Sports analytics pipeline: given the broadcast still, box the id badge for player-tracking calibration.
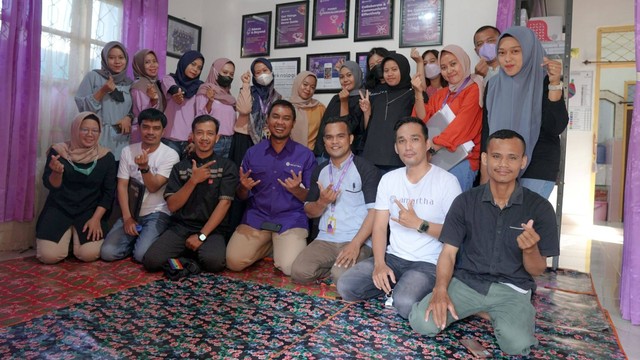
[327,216,337,234]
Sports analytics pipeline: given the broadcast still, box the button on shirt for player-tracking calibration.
[241,138,317,233]
[440,183,559,295]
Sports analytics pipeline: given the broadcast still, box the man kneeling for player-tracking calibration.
[409,130,559,356]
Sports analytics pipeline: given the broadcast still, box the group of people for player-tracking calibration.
[35,24,568,356]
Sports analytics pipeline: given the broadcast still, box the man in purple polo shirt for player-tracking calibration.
[226,99,317,276]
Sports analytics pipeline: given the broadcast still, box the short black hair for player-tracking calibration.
[138,108,167,128]
[394,116,429,140]
[268,99,296,121]
[473,25,501,45]
[191,114,220,134]
[323,116,351,135]
[487,129,526,154]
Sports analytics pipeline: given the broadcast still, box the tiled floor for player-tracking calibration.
[2,224,639,357]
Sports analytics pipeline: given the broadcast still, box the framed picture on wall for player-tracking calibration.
[241,12,272,58]
[270,57,301,97]
[355,0,394,42]
[312,0,349,40]
[167,16,202,58]
[275,1,309,49]
[399,0,443,47]
[306,52,350,93]
[355,51,369,80]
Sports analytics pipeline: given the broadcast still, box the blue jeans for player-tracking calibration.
[448,159,476,192]
[161,138,189,159]
[214,135,233,159]
[101,212,171,263]
[519,178,555,199]
[337,253,436,319]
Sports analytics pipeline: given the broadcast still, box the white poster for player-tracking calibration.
[568,71,594,131]
[271,58,300,98]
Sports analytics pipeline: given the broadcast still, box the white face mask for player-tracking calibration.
[255,73,273,86]
[424,63,441,79]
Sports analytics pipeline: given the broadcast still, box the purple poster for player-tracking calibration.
[306,52,349,92]
[241,12,271,58]
[276,2,308,48]
[400,0,443,47]
[356,0,393,41]
[312,0,349,39]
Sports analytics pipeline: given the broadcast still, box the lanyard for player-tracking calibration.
[328,153,354,213]
[257,96,269,115]
[441,76,471,109]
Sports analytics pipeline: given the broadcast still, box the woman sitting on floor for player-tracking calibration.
[36,112,117,264]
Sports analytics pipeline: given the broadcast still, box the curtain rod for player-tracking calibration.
[582,59,634,65]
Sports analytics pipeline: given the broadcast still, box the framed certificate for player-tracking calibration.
[399,0,443,47]
[306,52,350,93]
[275,1,309,49]
[270,57,301,97]
[167,16,202,58]
[312,0,349,40]
[355,0,394,42]
[241,12,272,58]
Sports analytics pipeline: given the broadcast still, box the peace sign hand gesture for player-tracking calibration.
[358,89,371,114]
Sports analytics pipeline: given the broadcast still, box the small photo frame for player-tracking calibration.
[270,57,301,97]
[241,12,272,58]
[355,51,369,80]
[312,0,349,40]
[275,1,309,49]
[399,0,443,48]
[167,16,202,59]
[306,52,350,93]
[355,0,394,42]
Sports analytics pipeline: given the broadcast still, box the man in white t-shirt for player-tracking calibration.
[101,108,180,262]
[337,117,461,318]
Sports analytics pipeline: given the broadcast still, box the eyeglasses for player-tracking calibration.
[80,128,100,135]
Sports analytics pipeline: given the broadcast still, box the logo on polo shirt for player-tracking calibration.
[286,161,302,168]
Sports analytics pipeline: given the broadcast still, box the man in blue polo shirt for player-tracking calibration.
[409,129,559,356]
[291,117,381,284]
[226,99,317,276]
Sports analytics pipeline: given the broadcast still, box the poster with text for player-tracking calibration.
[271,58,301,97]
[241,12,271,58]
[275,2,308,48]
[355,0,393,41]
[307,52,350,93]
[312,0,349,40]
[399,0,443,47]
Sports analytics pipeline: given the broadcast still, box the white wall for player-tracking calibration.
[168,0,498,104]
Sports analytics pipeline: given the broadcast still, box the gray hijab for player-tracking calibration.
[486,26,545,172]
[340,61,363,96]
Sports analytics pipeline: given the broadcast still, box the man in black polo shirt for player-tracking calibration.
[143,115,238,273]
[409,129,559,356]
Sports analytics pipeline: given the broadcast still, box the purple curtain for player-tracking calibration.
[496,0,515,32]
[0,0,41,222]
[122,0,169,78]
[620,2,640,326]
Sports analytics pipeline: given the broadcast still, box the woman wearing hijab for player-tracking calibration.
[161,50,207,156]
[197,58,237,158]
[231,57,282,166]
[289,71,326,150]
[314,61,365,162]
[422,50,448,99]
[413,45,483,191]
[482,26,568,198]
[36,112,117,264]
[364,47,390,92]
[75,41,133,160]
[130,49,164,143]
[360,53,415,171]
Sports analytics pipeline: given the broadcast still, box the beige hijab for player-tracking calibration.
[440,44,484,107]
[289,71,320,147]
[52,112,111,164]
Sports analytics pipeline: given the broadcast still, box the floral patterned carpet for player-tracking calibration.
[0,257,627,359]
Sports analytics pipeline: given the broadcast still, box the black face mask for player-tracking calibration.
[217,75,233,87]
[373,64,384,80]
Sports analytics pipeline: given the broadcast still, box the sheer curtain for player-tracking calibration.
[496,0,515,32]
[620,2,640,326]
[37,0,123,212]
[0,0,42,222]
[122,0,169,78]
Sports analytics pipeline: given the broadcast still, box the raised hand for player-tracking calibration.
[172,88,185,105]
[516,219,541,253]
[189,160,215,185]
[474,58,489,77]
[358,89,370,114]
[410,47,423,64]
[206,87,216,101]
[134,148,149,170]
[239,167,261,191]
[102,75,116,93]
[390,199,422,230]
[317,181,339,207]
[241,71,251,85]
[49,154,65,174]
[411,73,424,93]
[278,170,303,193]
[542,57,562,85]
[146,83,159,101]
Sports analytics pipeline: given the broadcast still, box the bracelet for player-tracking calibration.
[548,82,563,91]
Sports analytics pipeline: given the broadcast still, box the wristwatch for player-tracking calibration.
[198,233,207,242]
[417,220,430,233]
[548,82,563,91]
[139,167,150,174]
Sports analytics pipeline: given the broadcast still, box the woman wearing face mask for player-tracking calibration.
[130,49,165,143]
[482,26,568,198]
[413,45,483,191]
[161,50,207,156]
[360,53,415,172]
[289,71,326,150]
[314,61,365,162]
[364,47,390,92]
[75,41,133,160]
[197,58,237,158]
[36,112,117,264]
[422,50,448,98]
[230,57,282,166]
